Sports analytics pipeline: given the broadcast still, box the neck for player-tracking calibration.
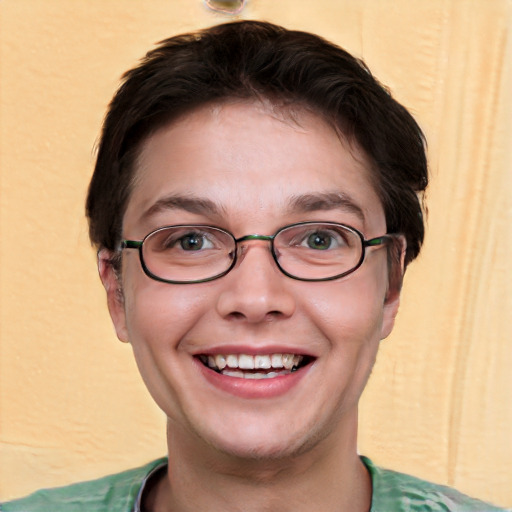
[148,412,372,512]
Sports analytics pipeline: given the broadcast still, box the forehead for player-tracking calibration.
[124,101,385,235]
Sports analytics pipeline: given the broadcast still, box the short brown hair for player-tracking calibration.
[86,20,427,267]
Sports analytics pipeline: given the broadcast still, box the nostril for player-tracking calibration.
[228,311,245,320]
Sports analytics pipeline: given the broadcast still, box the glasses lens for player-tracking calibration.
[142,226,235,283]
[274,223,363,280]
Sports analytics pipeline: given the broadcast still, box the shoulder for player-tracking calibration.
[0,458,167,512]
[362,456,511,512]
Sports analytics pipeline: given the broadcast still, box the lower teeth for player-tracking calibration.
[220,367,298,379]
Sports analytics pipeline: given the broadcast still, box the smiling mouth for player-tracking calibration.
[197,353,312,379]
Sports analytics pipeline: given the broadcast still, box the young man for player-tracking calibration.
[3,20,509,512]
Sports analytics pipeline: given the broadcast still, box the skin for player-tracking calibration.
[99,101,404,512]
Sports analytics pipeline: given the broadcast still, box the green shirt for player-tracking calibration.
[2,457,510,511]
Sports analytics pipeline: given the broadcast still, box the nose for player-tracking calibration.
[215,241,296,323]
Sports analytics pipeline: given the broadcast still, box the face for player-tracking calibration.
[100,101,402,460]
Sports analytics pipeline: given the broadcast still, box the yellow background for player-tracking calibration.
[1,0,511,506]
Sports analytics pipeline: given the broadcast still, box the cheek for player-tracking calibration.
[119,272,216,416]
[121,260,212,347]
[306,270,388,343]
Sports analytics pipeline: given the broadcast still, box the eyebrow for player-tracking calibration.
[141,194,225,221]
[287,192,366,223]
[140,191,366,224]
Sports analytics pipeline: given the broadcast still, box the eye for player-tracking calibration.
[302,229,347,250]
[153,229,217,252]
[306,232,333,250]
[177,232,214,251]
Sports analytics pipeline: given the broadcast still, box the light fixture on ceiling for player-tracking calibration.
[204,0,247,15]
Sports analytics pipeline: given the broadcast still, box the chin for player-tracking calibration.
[216,439,305,462]
[201,417,330,462]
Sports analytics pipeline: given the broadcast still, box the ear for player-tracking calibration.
[380,236,406,340]
[98,250,129,343]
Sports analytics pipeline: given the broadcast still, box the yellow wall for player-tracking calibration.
[1,0,511,506]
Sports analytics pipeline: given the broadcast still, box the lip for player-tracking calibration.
[194,355,312,399]
[191,344,317,358]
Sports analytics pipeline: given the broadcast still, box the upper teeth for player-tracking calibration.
[204,353,302,371]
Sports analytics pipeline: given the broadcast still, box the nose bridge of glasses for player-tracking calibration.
[233,234,276,262]
[235,234,275,244]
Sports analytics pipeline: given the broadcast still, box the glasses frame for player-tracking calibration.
[121,222,396,284]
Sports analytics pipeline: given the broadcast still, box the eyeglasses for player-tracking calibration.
[121,222,396,284]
